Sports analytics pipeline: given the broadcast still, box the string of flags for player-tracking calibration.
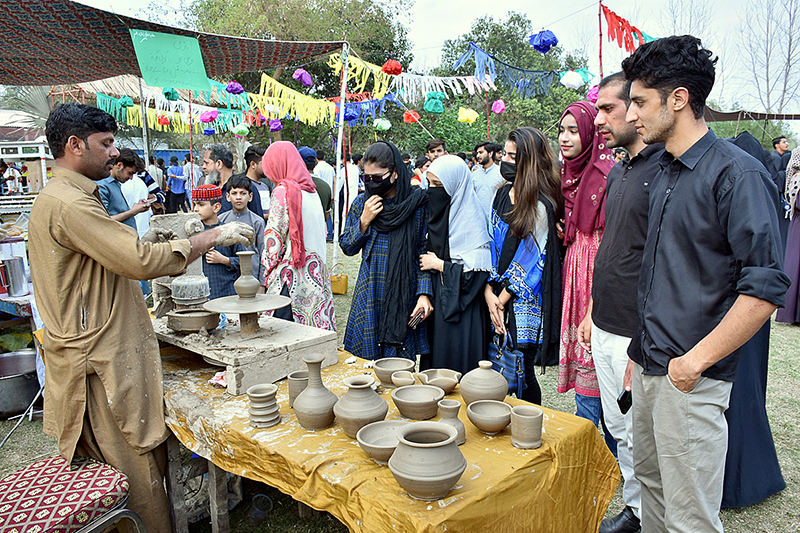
[601,5,656,54]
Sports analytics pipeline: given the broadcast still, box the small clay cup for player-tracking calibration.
[287,370,309,408]
[511,405,543,449]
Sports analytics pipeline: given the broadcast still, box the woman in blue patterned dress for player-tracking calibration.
[340,141,433,360]
[485,127,563,404]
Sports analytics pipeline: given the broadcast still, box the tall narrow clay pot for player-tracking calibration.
[234,250,260,298]
[334,375,389,438]
[293,354,338,430]
[437,399,466,445]
[459,360,508,406]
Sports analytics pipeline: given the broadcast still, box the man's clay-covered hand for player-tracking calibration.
[184,219,204,237]
[216,221,255,247]
[141,228,177,243]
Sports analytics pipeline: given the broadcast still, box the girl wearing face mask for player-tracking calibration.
[340,141,433,361]
[557,101,614,424]
[418,155,492,374]
[485,127,563,404]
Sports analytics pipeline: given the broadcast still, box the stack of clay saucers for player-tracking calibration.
[247,383,281,428]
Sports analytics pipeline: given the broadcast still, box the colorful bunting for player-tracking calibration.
[334,93,403,126]
[454,42,558,98]
[328,54,393,100]
[529,30,558,54]
[601,5,651,53]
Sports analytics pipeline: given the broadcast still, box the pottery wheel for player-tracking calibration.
[203,294,291,314]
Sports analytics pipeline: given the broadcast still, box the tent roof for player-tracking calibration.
[705,107,800,122]
[2,0,344,86]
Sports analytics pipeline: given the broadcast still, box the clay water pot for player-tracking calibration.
[459,361,508,406]
[391,371,416,387]
[388,421,467,500]
[416,369,462,395]
[234,250,260,298]
[356,420,410,464]
[247,383,280,428]
[334,375,389,438]
[467,400,511,435]
[373,358,415,387]
[511,405,543,449]
[391,385,445,420]
[287,370,309,408]
[437,399,466,445]
[293,354,338,430]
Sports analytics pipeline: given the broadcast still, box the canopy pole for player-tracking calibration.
[189,91,195,190]
[598,0,604,79]
[138,78,150,168]
[331,41,350,267]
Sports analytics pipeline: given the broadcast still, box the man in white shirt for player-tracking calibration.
[183,153,202,208]
[314,149,335,191]
[0,160,21,195]
[147,155,163,188]
[337,153,361,226]
[471,141,505,223]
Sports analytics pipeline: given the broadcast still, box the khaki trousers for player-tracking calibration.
[74,373,173,533]
[632,364,732,533]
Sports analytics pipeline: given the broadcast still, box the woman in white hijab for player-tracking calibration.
[419,154,492,374]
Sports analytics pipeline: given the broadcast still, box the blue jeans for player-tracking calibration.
[576,393,617,456]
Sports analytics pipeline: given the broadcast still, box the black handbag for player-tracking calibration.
[489,332,525,395]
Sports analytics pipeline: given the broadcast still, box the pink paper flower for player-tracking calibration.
[587,85,599,103]
[491,99,506,114]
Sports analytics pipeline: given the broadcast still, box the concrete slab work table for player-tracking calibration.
[161,345,620,533]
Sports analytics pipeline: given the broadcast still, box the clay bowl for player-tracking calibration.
[416,369,462,395]
[467,400,512,435]
[166,309,220,334]
[356,420,410,464]
[373,358,415,387]
[391,385,446,420]
[391,371,417,387]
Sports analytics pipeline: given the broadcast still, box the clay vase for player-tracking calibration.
[293,354,338,430]
[234,251,260,298]
[247,383,280,428]
[459,360,508,406]
[437,399,466,446]
[388,421,467,501]
[333,375,389,438]
[287,370,309,408]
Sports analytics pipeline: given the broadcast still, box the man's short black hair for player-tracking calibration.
[316,149,326,161]
[227,174,252,193]
[401,153,411,162]
[244,145,266,169]
[621,35,717,119]
[598,71,632,107]
[474,141,493,154]
[114,148,139,169]
[414,155,430,169]
[184,153,192,163]
[352,153,363,165]
[157,158,165,166]
[426,138,446,152]
[304,159,316,172]
[456,152,467,160]
[489,143,503,156]
[149,155,156,165]
[170,156,179,164]
[773,136,787,148]
[45,103,118,159]
[207,144,234,169]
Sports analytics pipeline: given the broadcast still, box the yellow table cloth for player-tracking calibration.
[162,346,619,533]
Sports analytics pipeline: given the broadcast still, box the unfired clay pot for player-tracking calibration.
[334,375,389,438]
[287,370,309,408]
[247,383,280,428]
[234,251,260,298]
[391,385,445,420]
[416,369,462,395]
[467,400,512,435]
[388,421,467,500]
[293,354,338,430]
[373,358,415,387]
[391,371,416,387]
[356,420,410,464]
[437,399,466,445]
[459,361,508,406]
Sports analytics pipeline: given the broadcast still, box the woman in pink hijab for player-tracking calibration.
[557,101,614,425]
[262,141,335,331]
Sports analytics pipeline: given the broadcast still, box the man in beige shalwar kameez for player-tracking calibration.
[29,103,254,532]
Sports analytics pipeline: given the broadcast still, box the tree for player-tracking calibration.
[741,0,800,113]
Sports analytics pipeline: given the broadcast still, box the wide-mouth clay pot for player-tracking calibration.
[373,358,416,387]
[391,385,445,420]
[388,421,467,501]
[166,309,220,334]
[356,420,410,464]
[416,369,462,395]
[467,400,512,435]
[391,371,417,387]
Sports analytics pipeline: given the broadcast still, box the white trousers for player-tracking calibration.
[592,322,640,516]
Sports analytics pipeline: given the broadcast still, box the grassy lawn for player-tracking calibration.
[2,243,798,532]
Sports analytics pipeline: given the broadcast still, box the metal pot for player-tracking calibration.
[0,256,28,297]
[0,349,39,418]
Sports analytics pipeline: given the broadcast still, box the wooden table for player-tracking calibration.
[161,345,619,533]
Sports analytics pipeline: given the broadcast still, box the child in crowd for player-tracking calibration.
[218,175,266,286]
[192,184,239,300]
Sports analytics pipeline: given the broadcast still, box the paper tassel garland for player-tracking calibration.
[457,107,479,124]
[491,100,506,114]
[403,110,421,123]
[382,59,402,75]
[423,92,445,114]
[454,42,558,98]
[529,30,558,54]
[292,68,313,87]
[226,81,245,94]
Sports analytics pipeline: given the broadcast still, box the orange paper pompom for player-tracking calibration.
[382,59,402,75]
[403,110,421,123]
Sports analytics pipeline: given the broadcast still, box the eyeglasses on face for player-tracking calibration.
[363,167,394,183]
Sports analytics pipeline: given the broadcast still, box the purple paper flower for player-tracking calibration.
[226,81,245,94]
[292,68,313,87]
[269,119,283,132]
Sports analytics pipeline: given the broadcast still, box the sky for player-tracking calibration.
[74,0,758,112]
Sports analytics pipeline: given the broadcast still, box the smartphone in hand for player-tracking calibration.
[408,309,425,329]
[617,388,632,415]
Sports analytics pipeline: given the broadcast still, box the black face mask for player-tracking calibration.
[500,161,517,183]
[366,176,396,197]
[426,187,451,260]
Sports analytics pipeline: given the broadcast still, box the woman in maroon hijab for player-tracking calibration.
[557,101,614,424]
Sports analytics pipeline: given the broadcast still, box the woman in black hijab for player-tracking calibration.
[340,141,432,360]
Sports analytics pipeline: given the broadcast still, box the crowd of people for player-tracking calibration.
[28,34,796,533]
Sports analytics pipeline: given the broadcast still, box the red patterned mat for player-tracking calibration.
[0,455,128,533]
